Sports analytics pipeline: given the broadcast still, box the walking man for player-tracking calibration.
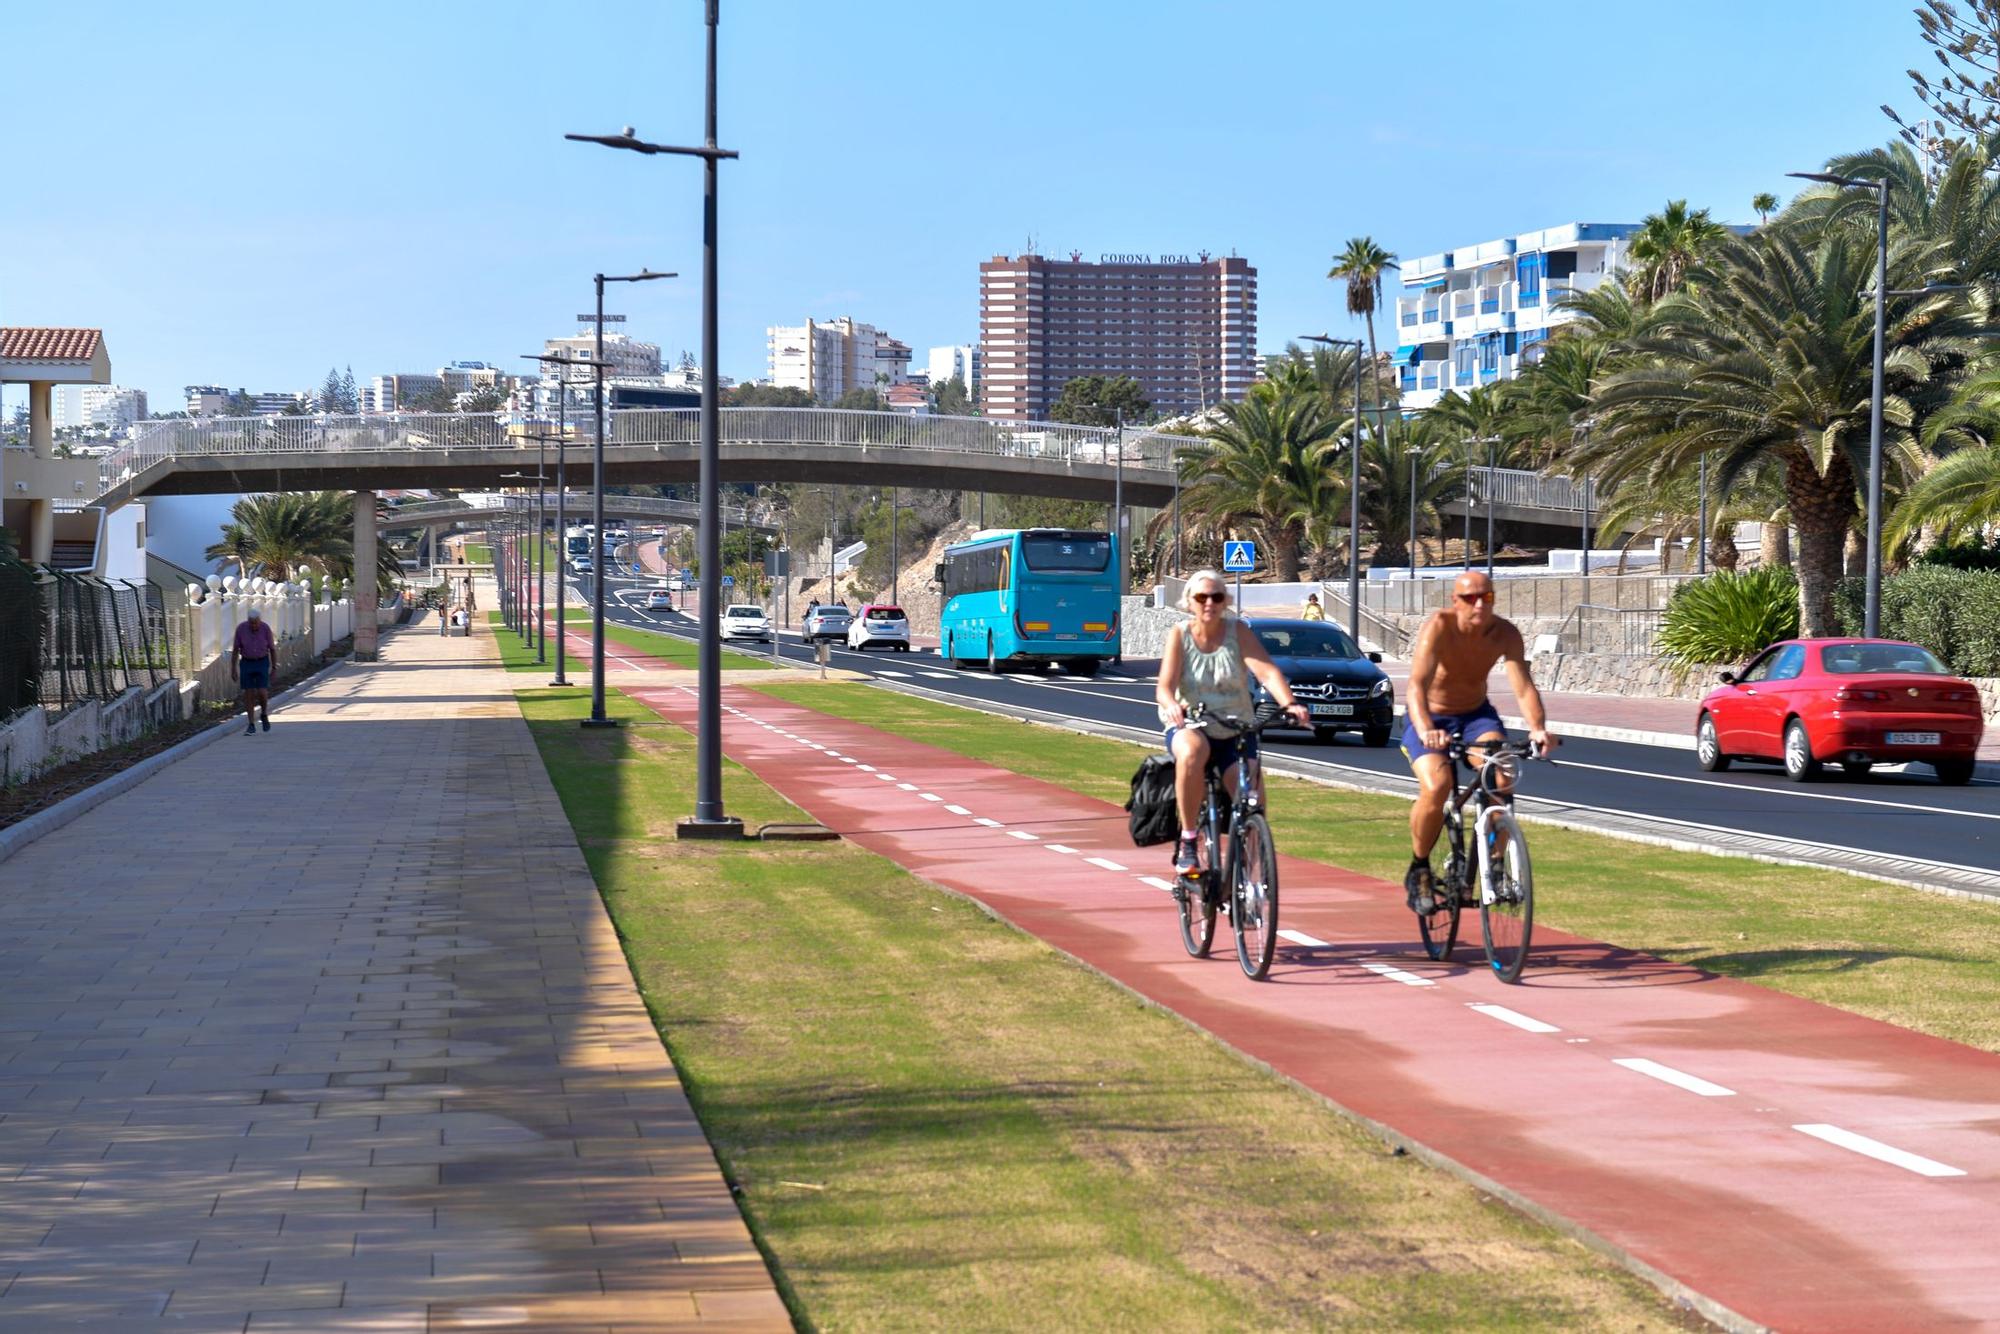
[232,606,277,734]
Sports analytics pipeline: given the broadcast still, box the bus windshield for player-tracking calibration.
[1021,533,1111,572]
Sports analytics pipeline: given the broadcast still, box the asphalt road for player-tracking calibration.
[575,570,2000,885]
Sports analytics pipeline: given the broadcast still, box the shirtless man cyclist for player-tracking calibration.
[1401,571,1558,914]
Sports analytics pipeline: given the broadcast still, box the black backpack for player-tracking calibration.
[1125,753,1179,847]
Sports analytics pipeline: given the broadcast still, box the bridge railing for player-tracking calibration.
[1456,465,1598,513]
[382,493,757,528]
[99,408,1204,497]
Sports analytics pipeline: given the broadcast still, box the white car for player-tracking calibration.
[666,573,687,592]
[645,589,673,610]
[847,604,911,651]
[721,604,772,642]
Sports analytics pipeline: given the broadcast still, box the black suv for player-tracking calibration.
[1245,618,1395,746]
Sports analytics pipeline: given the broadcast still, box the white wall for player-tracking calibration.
[143,493,245,574]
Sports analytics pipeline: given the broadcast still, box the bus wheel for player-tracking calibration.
[1065,658,1101,678]
[987,635,1000,673]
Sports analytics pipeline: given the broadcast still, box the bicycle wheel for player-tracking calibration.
[1418,813,1463,962]
[1479,807,1534,983]
[1231,811,1279,980]
[1177,811,1219,958]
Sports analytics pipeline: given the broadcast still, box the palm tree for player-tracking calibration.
[1889,364,2000,548]
[1328,237,1400,386]
[206,522,254,580]
[1356,419,1464,569]
[1175,375,1344,581]
[1752,192,1779,226]
[1626,199,1728,302]
[202,491,367,584]
[1581,228,1984,633]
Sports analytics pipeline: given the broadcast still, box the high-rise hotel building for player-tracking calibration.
[978,251,1257,421]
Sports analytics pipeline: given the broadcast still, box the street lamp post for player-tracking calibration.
[1486,436,1499,576]
[1301,334,1365,646]
[502,463,551,664]
[524,351,609,687]
[1406,446,1423,578]
[887,488,916,606]
[580,269,676,730]
[569,0,742,834]
[1112,407,1125,607]
[1696,453,1708,576]
[1789,169,1890,634]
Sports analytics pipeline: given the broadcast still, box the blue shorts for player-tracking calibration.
[1164,725,1260,773]
[239,658,271,691]
[1400,700,1504,764]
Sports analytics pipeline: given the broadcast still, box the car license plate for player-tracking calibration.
[1886,731,1941,746]
[1056,633,1078,640]
[1309,703,1353,717]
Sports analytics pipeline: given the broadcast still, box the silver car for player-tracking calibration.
[802,604,852,642]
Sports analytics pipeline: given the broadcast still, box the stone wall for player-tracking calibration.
[1,680,183,785]
[1529,652,1721,701]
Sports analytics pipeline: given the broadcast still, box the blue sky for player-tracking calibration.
[1,1,1922,412]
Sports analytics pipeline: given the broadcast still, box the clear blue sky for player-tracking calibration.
[0,1,1921,413]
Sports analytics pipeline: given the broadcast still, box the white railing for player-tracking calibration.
[97,408,1204,498]
[1462,466,1598,513]
[383,493,766,529]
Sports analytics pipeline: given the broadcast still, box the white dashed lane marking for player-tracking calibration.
[973,817,1004,828]
[1008,830,1039,841]
[1277,929,1330,948]
[1469,1004,1561,1035]
[1613,1058,1735,1098]
[919,793,943,803]
[1792,1124,1965,1178]
[1046,844,1079,855]
[1359,961,1435,988]
[945,804,972,816]
[1138,876,1176,892]
[1085,857,1128,872]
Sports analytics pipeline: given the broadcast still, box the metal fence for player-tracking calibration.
[1553,604,1665,655]
[0,556,176,718]
[1358,573,1696,620]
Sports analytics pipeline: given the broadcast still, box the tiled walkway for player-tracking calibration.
[0,623,786,1331]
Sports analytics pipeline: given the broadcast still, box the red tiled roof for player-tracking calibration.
[0,328,103,361]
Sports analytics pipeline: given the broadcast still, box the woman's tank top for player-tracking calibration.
[1171,619,1255,735]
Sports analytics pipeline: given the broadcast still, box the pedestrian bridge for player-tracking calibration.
[93,408,1197,509]
[93,406,1607,538]
[379,492,777,535]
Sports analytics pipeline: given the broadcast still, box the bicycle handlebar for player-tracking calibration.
[1185,702,1290,736]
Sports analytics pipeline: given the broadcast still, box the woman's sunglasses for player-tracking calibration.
[1192,592,1228,604]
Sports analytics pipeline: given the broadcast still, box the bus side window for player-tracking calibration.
[998,547,1010,592]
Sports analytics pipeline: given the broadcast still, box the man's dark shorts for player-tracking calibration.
[239,658,271,691]
[1164,724,1260,772]
[1400,699,1504,764]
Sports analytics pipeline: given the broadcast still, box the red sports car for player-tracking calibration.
[1696,638,1985,785]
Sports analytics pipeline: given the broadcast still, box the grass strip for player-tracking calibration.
[488,610,774,672]
[754,682,2000,1054]
[517,685,1683,1330]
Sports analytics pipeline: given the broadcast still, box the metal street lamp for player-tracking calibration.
[886,488,917,607]
[1301,334,1365,646]
[576,269,676,729]
[569,0,743,835]
[1405,445,1423,578]
[1789,169,1891,633]
[523,350,611,687]
[1485,436,1499,576]
[501,467,550,664]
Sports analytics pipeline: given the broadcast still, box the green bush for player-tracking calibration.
[1918,538,2000,571]
[1870,566,2000,677]
[1657,566,1800,666]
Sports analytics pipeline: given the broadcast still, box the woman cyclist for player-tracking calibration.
[1156,570,1310,876]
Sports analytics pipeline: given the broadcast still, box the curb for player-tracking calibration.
[1497,712,1694,751]
[0,659,349,866]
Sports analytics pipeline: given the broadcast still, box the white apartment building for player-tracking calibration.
[1394,223,1654,410]
[766,317,913,402]
[83,385,147,430]
[184,385,230,416]
[926,344,980,396]
[541,333,661,380]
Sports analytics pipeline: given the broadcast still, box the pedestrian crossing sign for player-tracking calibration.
[1222,540,1256,573]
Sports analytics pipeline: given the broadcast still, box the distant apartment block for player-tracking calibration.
[978,251,1257,422]
[185,385,230,416]
[766,318,913,402]
[926,344,981,396]
[1391,222,1709,410]
[81,385,147,430]
[541,332,662,380]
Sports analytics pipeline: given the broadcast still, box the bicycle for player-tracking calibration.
[1415,731,1548,984]
[1173,704,1285,980]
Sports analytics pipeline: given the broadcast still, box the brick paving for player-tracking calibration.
[0,621,786,1332]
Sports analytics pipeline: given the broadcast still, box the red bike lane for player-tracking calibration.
[630,683,2000,1331]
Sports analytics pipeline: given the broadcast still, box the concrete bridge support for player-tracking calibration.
[353,489,379,662]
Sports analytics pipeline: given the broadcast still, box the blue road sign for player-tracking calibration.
[721,575,735,587]
[1222,540,1256,573]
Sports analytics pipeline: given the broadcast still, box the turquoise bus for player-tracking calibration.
[936,528,1119,675]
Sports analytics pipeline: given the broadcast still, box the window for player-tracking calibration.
[1022,532,1111,571]
[944,543,1011,598]
[1739,648,1781,683]
[1820,643,1948,674]
[1516,252,1543,307]
[1254,625,1362,659]
[1768,644,1807,681]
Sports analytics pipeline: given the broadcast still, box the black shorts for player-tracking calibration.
[239,658,271,690]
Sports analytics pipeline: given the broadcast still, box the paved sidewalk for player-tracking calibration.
[0,623,785,1331]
